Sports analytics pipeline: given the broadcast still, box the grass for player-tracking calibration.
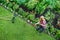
[0,6,55,40]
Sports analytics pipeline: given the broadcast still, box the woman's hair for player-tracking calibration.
[40,16,45,20]
[40,16,45,23]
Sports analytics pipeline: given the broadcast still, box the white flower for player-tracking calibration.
[27,20,30,22]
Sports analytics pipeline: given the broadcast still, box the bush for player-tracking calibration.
[27,13,35,23]
[35,2,48,14]
[0,0,3,3]
[56,1,60,9]
[22,12,28,18]
[8,2,13,8]
[3,2,7,6]
[33,18,39,24]
[1,0,7,4]
[18,8,24,15]
[45,11,51,21]
[25,0,38,10]
[55,30,60,40]
[16,0,28,5]
[45,11,55,21]
[8,7,12,11]
[13,4,19,11]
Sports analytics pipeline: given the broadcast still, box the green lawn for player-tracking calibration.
[0,6,55,40]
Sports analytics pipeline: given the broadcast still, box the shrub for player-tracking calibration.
[3,2,7,6]
[16,0,28,5]
[8,2,13,8]
[35,2,48,14]
[27,13,35,23]
[0,0,3,3]
[21,12,28,18]
[13,4,19,11]
[55,30,60,40]
[56,1,60,9]
[45,11,55,21]
[8,7,12,11]
[33,18,39,24]
[18,8,24,15]
[25,0,38,10]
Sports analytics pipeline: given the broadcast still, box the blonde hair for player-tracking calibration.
[40,16,45,22]
[40,16,44,19]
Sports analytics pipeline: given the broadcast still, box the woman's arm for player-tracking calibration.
[35,22,39,26]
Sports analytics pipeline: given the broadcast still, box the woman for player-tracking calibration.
[35,16,46,32]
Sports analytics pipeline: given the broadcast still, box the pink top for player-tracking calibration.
[40,20,46,29]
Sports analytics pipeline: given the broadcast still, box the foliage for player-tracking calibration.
[3,2,8,6]
[45,0,57,8]
[8,2,13,8]
[35,1,48,14]
[18,8,28,18]
[27,14,34,20]
[13,4,19,11]
[34,18,39,23]
[16,0,29,5]
[56,1,60,9]
[25,0,38,10]
[18,8,24,15]
[45,10,55,21]
[55,30,60,40]
[21,11,28,18]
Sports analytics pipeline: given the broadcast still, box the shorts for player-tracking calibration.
[36,25,44,32]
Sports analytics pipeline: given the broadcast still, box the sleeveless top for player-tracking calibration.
[40,20,46,29]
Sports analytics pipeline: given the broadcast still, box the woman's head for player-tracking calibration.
[39,16,46,23]
[40,16,44,19]
[39,16,46,25]
[40,16,45,20]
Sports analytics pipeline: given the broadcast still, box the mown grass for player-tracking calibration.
[0,6,55,40]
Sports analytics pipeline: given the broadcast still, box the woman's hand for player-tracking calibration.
[34,24,37,26]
